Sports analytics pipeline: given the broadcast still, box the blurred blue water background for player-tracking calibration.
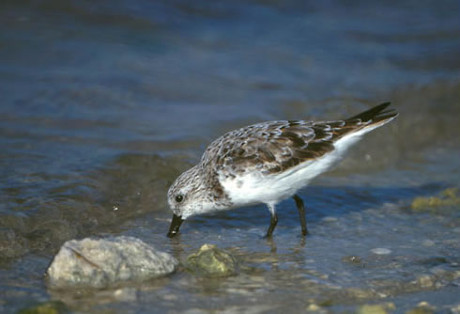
[1,0,460,312]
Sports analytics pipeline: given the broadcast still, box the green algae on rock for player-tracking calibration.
[411,188,460,213]
[18,301,68,314]
[356,302,396,314]
[185,244,238,277]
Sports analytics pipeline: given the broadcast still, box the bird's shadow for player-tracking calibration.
[187,182,445,233]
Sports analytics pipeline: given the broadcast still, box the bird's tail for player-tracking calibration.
[346,102,398,128]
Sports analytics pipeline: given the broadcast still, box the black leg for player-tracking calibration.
[265,212,278,238]
[264,203,278,238]
[293,194,308,236]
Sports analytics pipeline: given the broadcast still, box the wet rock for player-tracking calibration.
[18,300,68,314]
[357,302,395,314]
[451,303,460,314]
[411,188,460,213]
[47,236,178,288]
[370,248,392,255]
[306,303,328,313]
[421,240,435,247]
[406,301,435,314]
[185,244,237,277]
[418,256,448,267]
[416,274,435,288]
[341,255,364,266]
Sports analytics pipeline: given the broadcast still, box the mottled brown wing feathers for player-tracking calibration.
[204,102,397,176]
[206,120,335,175]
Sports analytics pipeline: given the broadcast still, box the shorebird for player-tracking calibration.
[167,102,397,238]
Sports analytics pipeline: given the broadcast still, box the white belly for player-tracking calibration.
[219,129,370,207]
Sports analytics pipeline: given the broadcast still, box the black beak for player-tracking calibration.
[167,214,184,238]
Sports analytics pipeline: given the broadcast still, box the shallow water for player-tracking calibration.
[1,0,460,313]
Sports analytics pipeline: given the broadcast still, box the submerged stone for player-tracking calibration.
[47,236,178,288]
[185,244,237,277]
[357,303,395,314]
[341,255,363,265]
[370,248,392,255]
[406,301,435,314]
[18,301,68,314]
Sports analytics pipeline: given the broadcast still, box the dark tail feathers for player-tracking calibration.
[347,102,398,123]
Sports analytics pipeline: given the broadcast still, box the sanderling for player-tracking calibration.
[167,102,398,238]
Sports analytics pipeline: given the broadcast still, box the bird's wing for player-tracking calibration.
[202,120,334,176]
[202,102,397,176]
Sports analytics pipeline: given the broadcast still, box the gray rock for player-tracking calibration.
[47,236,178,288]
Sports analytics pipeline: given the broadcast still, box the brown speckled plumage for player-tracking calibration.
[166,102,398,237]
[201,102,396,177]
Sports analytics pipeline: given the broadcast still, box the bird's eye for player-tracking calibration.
[175,194,184,203]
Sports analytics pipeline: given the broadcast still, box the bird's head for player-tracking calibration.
[166,166,211,237]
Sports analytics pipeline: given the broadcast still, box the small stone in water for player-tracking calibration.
[370,248,392,255]
[406,301,435,314]
[185,244,237,277]
[357,302,395,314]
[306,303,322,311]
[422,240,435,247]
[18,300,67,314]
[417,274,435,288]
[341,255,363,265]
[322,216,338,222]
[410,187,460,213]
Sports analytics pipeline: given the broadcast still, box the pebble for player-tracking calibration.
[406,301,435,314]
[422,240,435,247]
[370,248,392,255]
[341,255,363,265]
[18,301,67,314]
[322,217,338,223]
[357,302,395,314]
[417,275,435,288]
[185,244,237,277]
